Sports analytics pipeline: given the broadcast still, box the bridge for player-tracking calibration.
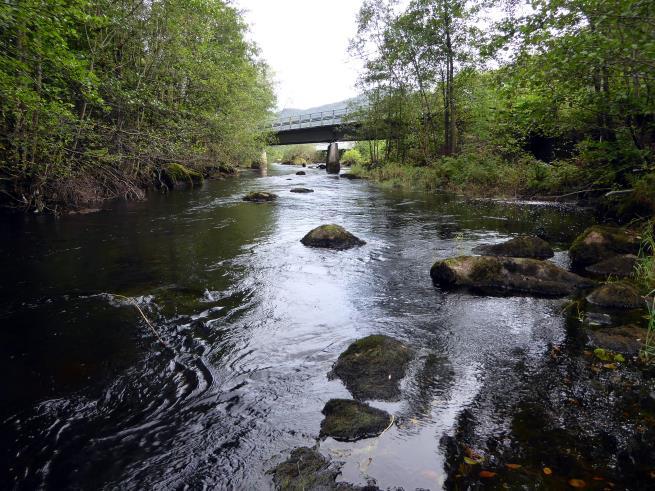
[270,107,361,146]
[266,105,365,174]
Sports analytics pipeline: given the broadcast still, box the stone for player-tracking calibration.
[585,254,638,278]
[320,399,391,441]
[569,225,641,268]
[290,188,314,193]
[242,191,277,202]
[472,235,554,259]
[586,282,644,309]
[301,224,365,250]
[330,335,414,401]
[587,325,648,356]
[430,256,595,297]
[296,171,306,176]
[317,164,327,170]
[270,447,376,490]
[340,173,362,180]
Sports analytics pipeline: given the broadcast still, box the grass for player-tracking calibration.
[636,222,655,361]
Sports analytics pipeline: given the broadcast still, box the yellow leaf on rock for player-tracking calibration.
[543,467,553,475]
[568,478,587,488]
[506,463,522,470]
[479,470,497,478]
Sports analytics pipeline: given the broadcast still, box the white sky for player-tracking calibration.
[234,0,364,111]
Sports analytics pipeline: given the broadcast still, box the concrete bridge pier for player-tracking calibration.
[326,142,340,174]
[251,150,267,173]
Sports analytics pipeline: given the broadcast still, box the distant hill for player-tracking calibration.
[277,95,367,119]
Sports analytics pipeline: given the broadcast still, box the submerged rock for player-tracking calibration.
[270,447,338,490]
[317,164,327,169]
[587,325,648,356]
[320,399,391,441]
[242,191,277,202]
[290,188,314,193]
[301,224,365,250]
[569,225,641,268]
[585,254,638,278]
[330,335,414,401]
[472,235,554,259]
[430,256,595,297]
[296,171,306,176]
[586,282,644,309]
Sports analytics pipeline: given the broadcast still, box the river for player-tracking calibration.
[3,164,647,489]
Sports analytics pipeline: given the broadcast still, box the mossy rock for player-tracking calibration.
[430,256,595,297]
[472,235,554,259]
[569,225,641,268]
[320,399,391,441]
[586,325,648,356]
[270,447,373,490]
[290,188,314,193]
[242,191,277,202]
[585,254,638,279]
[586,281,644,309]
[330,335,414,401]
[162,163,203,188]
[301,224,366,250]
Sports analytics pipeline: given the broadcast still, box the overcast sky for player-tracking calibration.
[235,0,364,111]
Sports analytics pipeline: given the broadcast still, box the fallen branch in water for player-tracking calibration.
[113,294,169,348]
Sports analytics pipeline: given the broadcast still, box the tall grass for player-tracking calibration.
[637,222,655,361]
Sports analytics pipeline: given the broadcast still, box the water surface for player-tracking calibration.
[1,164,598,489]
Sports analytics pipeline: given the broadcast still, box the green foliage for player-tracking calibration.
[0,0,274,211]
[274,144,318,165]
[342,148,364,166]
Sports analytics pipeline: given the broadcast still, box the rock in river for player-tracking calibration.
[585,254,638,278]
[301,224,365,250]
[330,335,414,401]
[569,225,641,268]
[586,281,644,309]
[271,447,368,490]
[472,235,554,259]
[587,325,648,356]
[430,256,595,297]
[242,191,277,202]
[296,171,306,175]
[290,188,314,193]
[320,399,391,441]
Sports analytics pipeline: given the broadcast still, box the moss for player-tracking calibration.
[586,281,644,309]
[473,235,554,259]
[469,256,503,282]
[569,225,641,268]
[163,163,203,188]
[300,224,366,250]
[271,447,337,490]
[330,335,414,401]
[319,399,391,441]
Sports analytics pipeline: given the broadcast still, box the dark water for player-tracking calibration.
[3,164,637,489]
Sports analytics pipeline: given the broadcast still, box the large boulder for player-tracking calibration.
[320,399,391,441]
[430,256,595,297]
[586,282,644,309]
[569,225,641,268]
[330,335,414,401]
[472,235,554,259]
[585,254,638,278]
[242,191,277,202]
[587,325,648,356]
[301,224,365,250]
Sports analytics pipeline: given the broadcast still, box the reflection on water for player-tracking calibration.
[0,164,595,489]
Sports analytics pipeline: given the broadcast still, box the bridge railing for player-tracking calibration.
[271,107,361,132]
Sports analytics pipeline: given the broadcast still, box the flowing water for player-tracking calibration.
[2,164,648,489]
